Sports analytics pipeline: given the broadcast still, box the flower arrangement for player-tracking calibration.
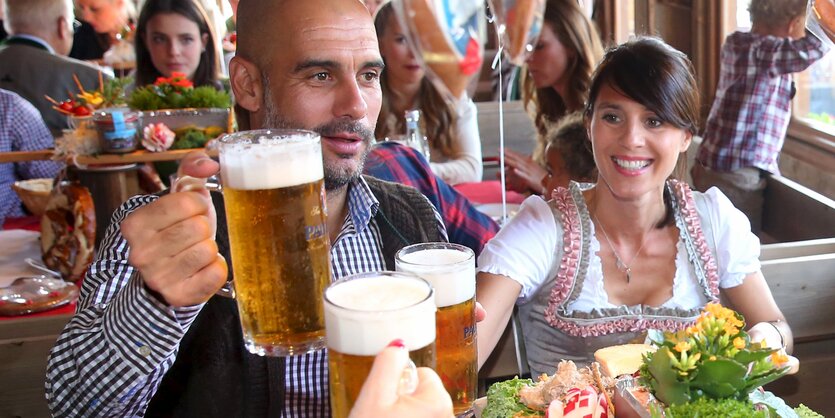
[127,72,231,111]
[45,73,130,117]
[639,303,790,409]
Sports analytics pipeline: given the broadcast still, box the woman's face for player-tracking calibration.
[525,23,573,91]
[76,0,126,34]
[144,12,207,80]
[378,13,424,89]
[589,83,691,202]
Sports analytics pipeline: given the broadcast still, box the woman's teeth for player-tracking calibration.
[613,158,650,170]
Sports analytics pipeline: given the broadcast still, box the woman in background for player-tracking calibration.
[504,0,603,195]
[71,0,135,61]
[134,0,221,88]
[374,2,482,185]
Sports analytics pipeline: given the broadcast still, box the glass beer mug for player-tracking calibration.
[325,271,437,418]
[175,129,332,356]
[395,242,477,417]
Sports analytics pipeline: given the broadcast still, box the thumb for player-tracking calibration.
[357,341,412,406]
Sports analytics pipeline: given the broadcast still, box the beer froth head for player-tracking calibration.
[324,273,437,356]
[230,0,384,192]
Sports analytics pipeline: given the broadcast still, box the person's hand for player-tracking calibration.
[501,149,547,195]
[121,151,228,307]
[748,322,800,374]
[475,301,486,323]
[349,340,454,418]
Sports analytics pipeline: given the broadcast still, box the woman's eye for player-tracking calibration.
[646,117,663,128]
[395,35,407,44]
[602,113,620,123]
[181,36,194,44]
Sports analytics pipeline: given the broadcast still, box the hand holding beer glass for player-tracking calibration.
[325,272,437,418]
[175,129,332,356]
[396,243,477,417]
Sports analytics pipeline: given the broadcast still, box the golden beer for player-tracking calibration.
[396,244,477,417]
[328,343,435,418]
[325,272,437,418]
[219,130,331,356]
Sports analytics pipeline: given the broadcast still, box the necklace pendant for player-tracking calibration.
[625,267,631,283]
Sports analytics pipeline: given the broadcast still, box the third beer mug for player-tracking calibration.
[217,129,331,356]
[325,272,436,418]
[396,243,477,417]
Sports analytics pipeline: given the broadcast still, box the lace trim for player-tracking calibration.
[544,180,720,337]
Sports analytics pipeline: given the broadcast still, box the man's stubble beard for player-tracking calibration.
[261,80,374,191]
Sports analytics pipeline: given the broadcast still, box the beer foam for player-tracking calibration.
[220,136,324,190]
[325,276,436,356]
[397,248,475,307]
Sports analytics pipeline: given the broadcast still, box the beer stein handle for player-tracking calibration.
[170,174,233,298]
[397,359,419,396]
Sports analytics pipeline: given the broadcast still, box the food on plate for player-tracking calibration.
[482,361,614,418]
[594,344,656,378]
[40,181,96,282]
[813,0,835,35]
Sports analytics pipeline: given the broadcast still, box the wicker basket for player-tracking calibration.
[12,178,53,217]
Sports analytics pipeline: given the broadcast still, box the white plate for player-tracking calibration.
[475,203,521,224]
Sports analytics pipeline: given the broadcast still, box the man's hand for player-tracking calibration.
[121,152,228,307]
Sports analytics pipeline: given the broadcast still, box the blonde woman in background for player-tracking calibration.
[504,0,603,195]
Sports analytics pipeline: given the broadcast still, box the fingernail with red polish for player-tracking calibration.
[387,338,405,349]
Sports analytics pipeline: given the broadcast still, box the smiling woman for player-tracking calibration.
[475,37,794,381]
[134,0,221,88]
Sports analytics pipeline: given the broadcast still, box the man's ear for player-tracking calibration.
[57,17,70,42]
[229,56,263,113]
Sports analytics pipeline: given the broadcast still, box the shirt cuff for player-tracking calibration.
[102,273,205,375]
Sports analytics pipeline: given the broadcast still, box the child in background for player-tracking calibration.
[693,0,830,234]
[541,111,597,194]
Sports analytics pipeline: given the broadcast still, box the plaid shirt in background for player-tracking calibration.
[697,30,828,175]
[0,89,63,227]
[365,141,499,256]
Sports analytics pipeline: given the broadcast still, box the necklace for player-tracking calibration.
[593,213,649,283]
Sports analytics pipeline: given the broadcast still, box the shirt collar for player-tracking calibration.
[346,176,379,233]
[7,34,55,54]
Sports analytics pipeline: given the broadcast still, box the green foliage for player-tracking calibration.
[795,404,824,418]
[128,85,230,111]
[662,397,767,418]
[171,128,209,150]
[482,377,542,418]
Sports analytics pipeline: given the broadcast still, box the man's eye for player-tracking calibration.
[361,72,380,82]
[314,72,330,81]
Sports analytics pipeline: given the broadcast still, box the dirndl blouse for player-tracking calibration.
[477,180,760,377]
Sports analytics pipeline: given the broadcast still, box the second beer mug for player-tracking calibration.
[325,272,437,418]
[215,129,332,356]
[396,242,477,417]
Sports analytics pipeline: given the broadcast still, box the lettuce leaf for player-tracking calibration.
[482,377,542,418]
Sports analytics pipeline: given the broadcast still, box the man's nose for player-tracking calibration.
[334,79,368,120]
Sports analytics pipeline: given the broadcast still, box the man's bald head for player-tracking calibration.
[236,0,372,69]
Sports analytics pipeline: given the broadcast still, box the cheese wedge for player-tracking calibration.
[594,344,656,378]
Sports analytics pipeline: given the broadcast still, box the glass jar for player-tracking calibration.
[93,108,140,153]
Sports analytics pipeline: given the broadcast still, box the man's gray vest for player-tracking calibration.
[145,176,444,416]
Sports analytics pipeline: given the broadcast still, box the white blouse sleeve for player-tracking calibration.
[429,97,483,184]
[477,196,560,302]
[697,187,761,289]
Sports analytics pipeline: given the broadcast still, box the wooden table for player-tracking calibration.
[0,148,216,164]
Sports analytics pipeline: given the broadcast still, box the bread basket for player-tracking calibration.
[12,178,53,217]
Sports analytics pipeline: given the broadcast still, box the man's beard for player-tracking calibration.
[261,88,374,191]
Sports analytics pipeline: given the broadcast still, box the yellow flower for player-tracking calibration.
[78,91,104,107]
[674,341,691,352]
[724,323,740,336]
[709,355,717,361]
[771,351,789,366]
[733,337,746,349]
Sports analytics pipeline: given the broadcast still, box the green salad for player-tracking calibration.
[481,377,542,418]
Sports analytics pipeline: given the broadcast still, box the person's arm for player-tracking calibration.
[476,272,522,368]
[760,29,830,77]
[721,271,794,353]
[429,98,483,184]
[9,93,63,180]
[46,152,228,416]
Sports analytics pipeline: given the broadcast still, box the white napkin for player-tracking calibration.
[0,230,44,287]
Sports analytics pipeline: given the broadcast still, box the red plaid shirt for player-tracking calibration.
[697,30,828,174]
